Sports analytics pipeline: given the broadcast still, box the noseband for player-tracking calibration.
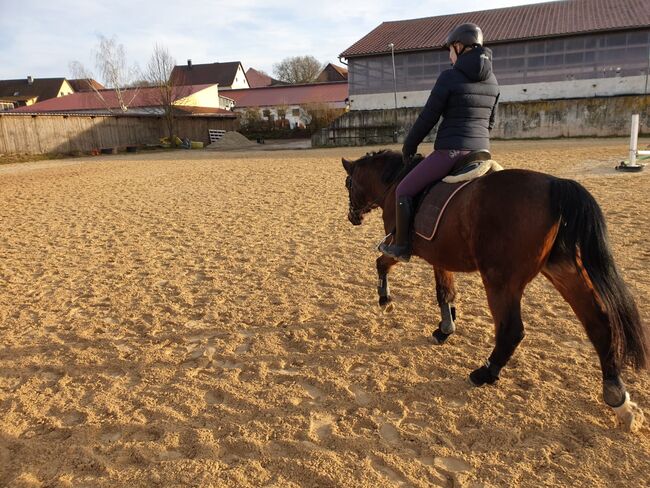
[346,169,395,217]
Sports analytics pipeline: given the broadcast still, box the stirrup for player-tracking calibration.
[378,242,411,262]
[376,233,394,252]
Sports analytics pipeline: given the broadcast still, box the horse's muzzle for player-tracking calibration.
[348,210,363,225]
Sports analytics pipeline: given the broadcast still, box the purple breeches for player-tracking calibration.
[395,150,471,198]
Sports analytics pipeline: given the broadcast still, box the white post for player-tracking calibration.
[630,114,639,166]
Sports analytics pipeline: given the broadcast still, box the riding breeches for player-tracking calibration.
[395,149,471,199]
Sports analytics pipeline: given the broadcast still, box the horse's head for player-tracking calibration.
[342,150,403,225]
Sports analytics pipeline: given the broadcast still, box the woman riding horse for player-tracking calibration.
[380,23,500,262]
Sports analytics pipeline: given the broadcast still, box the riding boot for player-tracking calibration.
[379,196,414,262]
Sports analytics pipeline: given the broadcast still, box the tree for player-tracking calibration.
[273,55,324,84]
[69,35,140,112]
[144,44,183,141]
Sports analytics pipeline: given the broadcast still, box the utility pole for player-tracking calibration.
[389,43,398,143]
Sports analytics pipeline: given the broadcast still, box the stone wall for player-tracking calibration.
[312,95,650,147]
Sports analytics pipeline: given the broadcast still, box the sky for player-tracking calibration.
[0,0,552,82]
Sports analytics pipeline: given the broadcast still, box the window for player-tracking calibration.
[565,52,584,64]
[509,44,525,56]
[263,109,271,118]
[606,33,627,47]
[566,38,585,51]
[628,31,649,45]
[509,57,525,69]
[545,54,564,66]
[292,108,300,116]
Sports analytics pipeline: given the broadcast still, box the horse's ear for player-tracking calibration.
[342,158,353,174]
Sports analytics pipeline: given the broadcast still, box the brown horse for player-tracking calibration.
[342,150,648,431]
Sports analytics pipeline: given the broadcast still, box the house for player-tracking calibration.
[171,60,250,90]
[12,84,235,118]
[0,77,74,111]
[316,63,348,83]
[340,0,650,110]
[226,82,348,128]
[245,68,287,88]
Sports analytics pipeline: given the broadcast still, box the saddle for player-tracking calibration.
[413,150,503,241]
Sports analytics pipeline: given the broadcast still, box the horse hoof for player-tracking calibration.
[379,296,394,313]
[431,328,451,345]
[468,366,498,387]
[613,396,644,433]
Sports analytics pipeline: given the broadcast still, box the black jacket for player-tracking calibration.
[403,47,500,154]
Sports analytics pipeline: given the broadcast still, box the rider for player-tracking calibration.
[380,23,500,261]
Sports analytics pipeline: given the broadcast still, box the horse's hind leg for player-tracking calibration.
[469,283,526,386]
[432,269,457,345]
[542,262,644,432]
[376,254,397,312]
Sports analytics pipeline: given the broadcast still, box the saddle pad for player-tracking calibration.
[414,180,472,241]
[443,160,503,183]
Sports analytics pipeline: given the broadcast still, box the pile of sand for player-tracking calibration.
[206,131,257,149]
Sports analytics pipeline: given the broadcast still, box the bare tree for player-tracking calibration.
[69,60,112,109]
[69,35,140,112]
[145,44,183,141]
[273,56,324,84]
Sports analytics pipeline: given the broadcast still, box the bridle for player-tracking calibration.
[346,168,396,217]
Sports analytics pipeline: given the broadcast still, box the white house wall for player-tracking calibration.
[229,66,250,90]
[349,75,649,111]
[235,105,309,127]
[235,101,346,127]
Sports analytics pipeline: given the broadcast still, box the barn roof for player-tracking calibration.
[11,85,233,116]
[225,82,348,108]
[340,0,650,58]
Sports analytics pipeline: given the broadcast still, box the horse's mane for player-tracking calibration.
[355,149,423,184]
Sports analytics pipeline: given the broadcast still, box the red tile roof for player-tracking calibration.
[245,68,287,88]
[11,85,222,113]
[225,82,348,108]
[340,0,650,58]
[67,78,105,92]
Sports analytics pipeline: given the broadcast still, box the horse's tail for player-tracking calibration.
[549,177,648,370]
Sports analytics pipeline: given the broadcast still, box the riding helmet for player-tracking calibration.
[444,23,484,48]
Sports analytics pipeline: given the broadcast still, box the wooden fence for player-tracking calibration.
[0,113,238,155]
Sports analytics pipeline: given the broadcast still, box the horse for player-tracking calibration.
[341,150,648,431]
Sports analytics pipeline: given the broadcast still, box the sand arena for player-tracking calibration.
[0,139,649,487]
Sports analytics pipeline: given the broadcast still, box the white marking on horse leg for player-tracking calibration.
[611,392,645,433]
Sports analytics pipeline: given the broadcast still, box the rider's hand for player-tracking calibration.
[402,151,414,166]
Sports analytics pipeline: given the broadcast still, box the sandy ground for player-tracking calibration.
[0,139,648,487]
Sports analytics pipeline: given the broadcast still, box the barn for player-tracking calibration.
[315,0,650,145]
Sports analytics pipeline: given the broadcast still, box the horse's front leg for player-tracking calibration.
[376,254,397,312]
[432,269,457,345]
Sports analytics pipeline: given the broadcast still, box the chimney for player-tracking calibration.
[27,76,33,85]
[187,59,192,69]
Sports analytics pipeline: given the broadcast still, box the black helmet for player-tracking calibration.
[444,23,483,48]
